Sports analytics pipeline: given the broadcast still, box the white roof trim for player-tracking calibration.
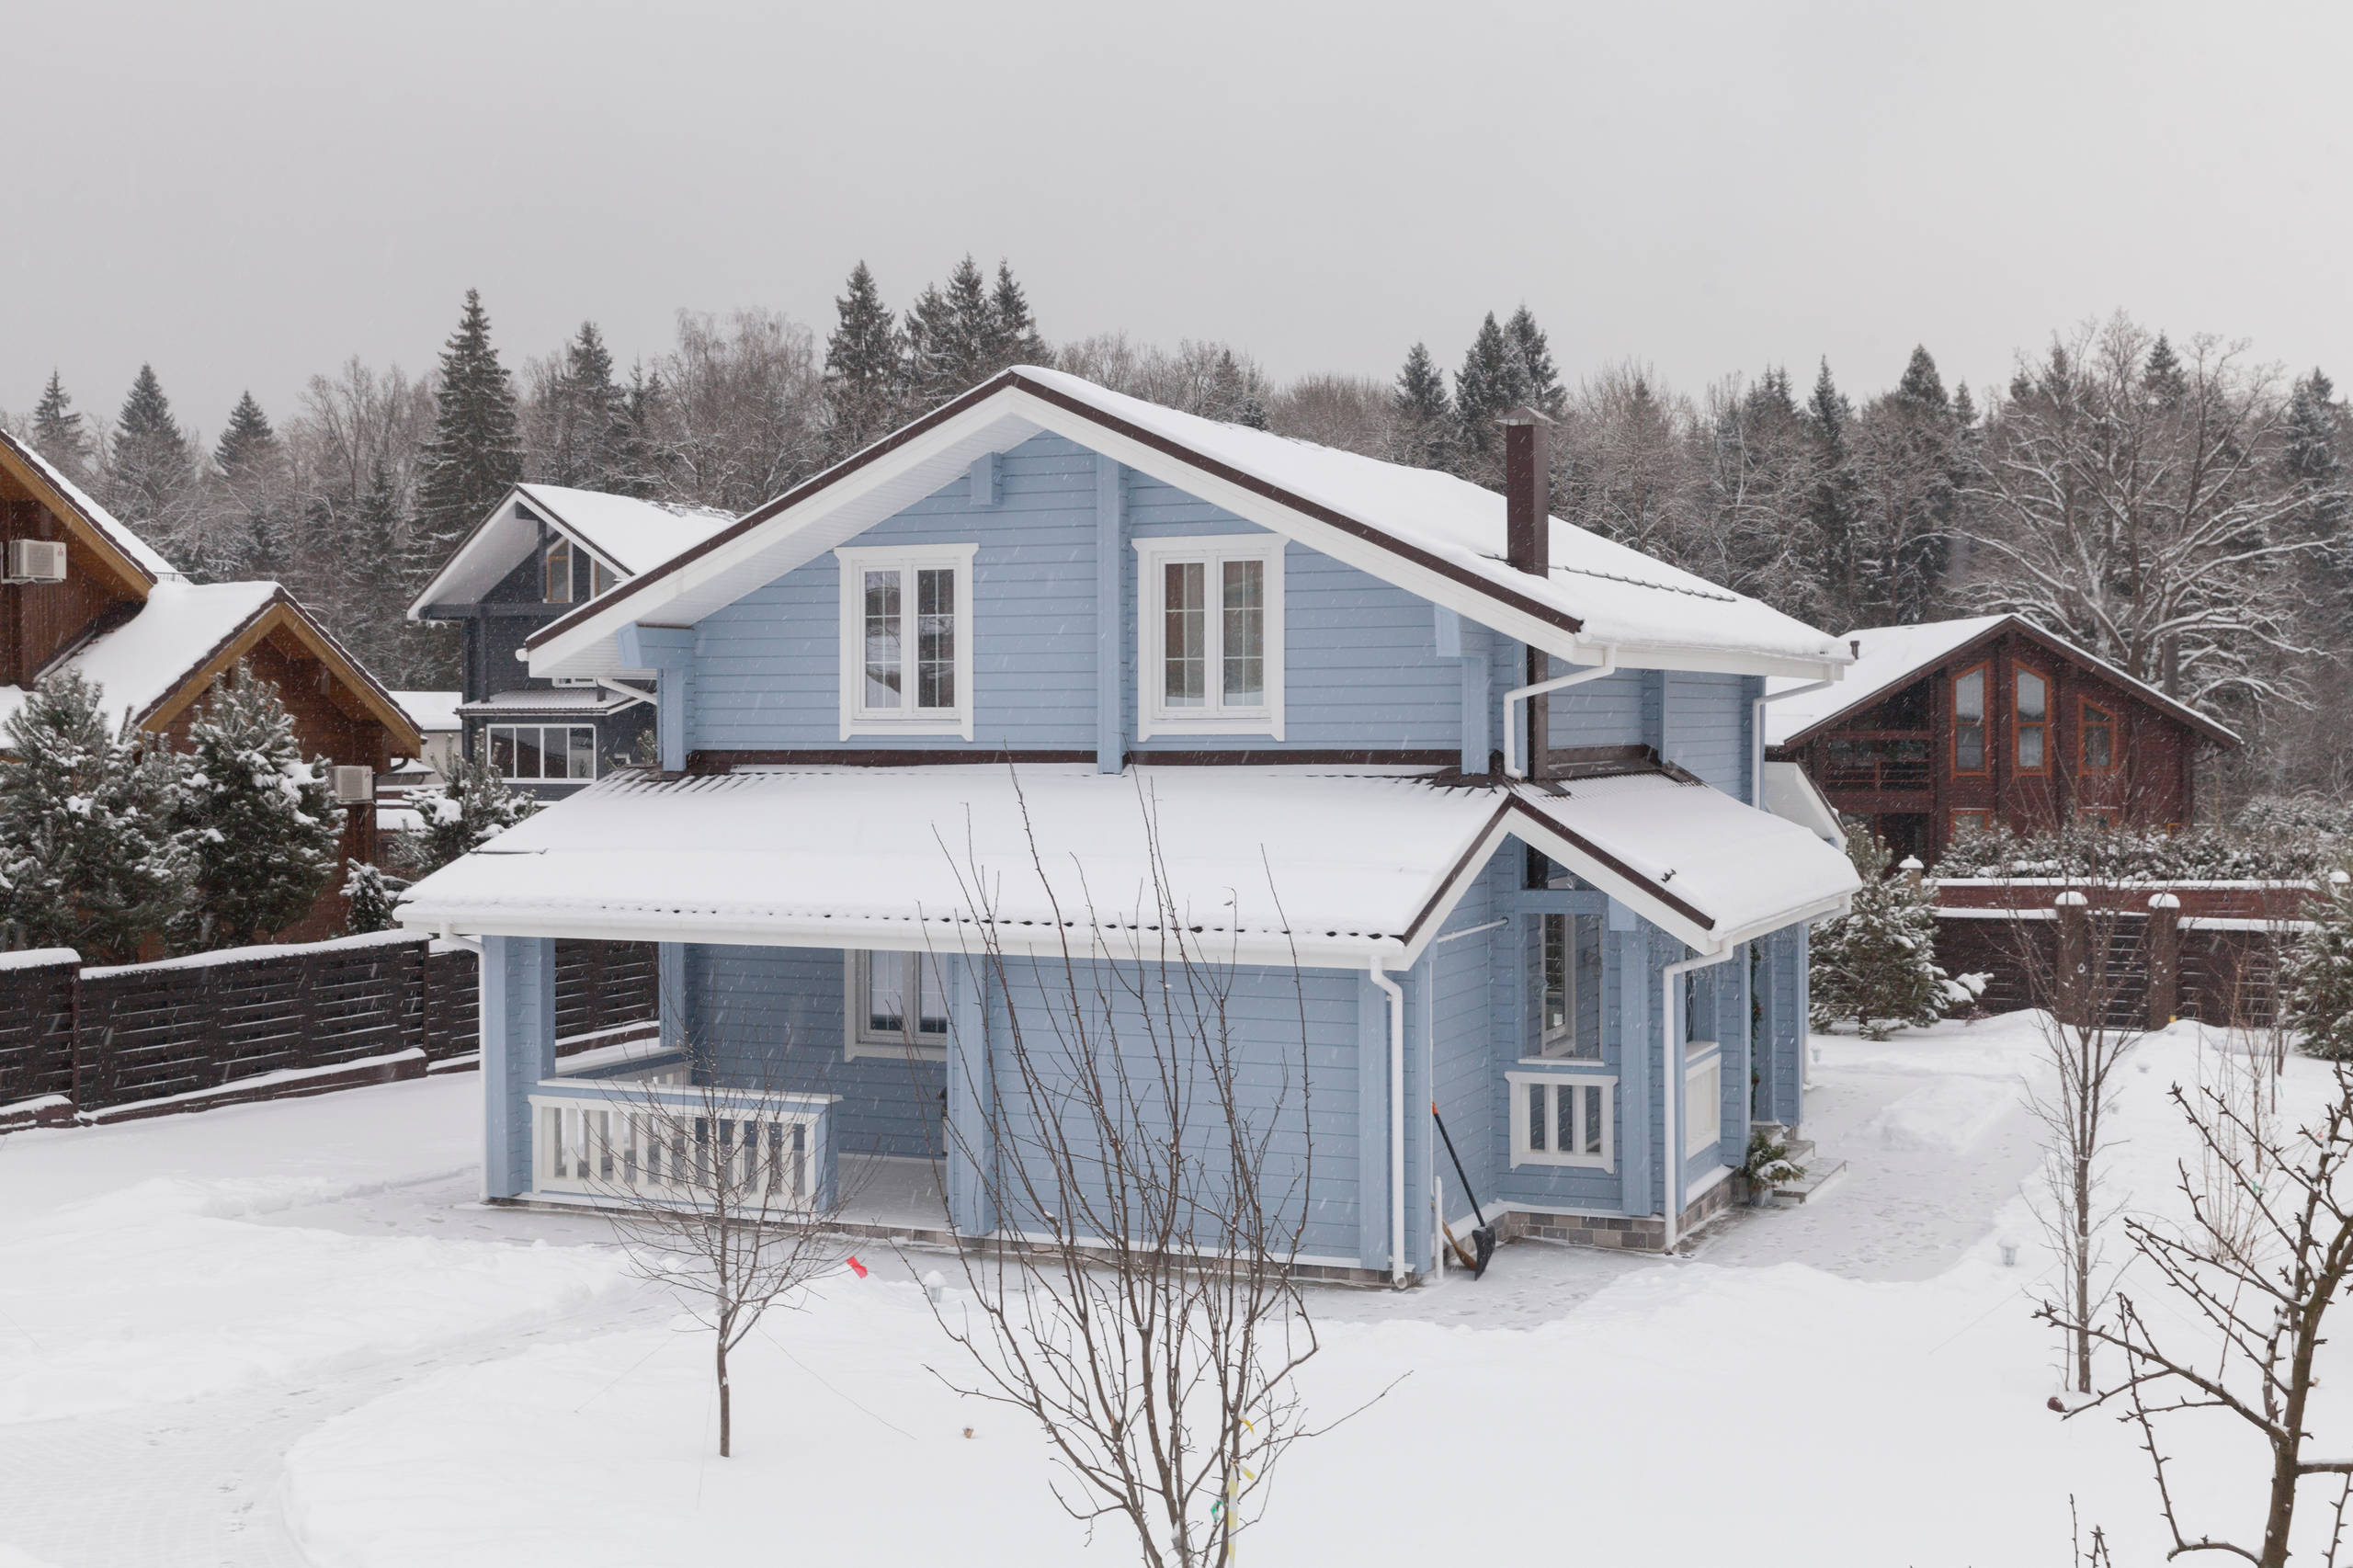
[407,484,733,620]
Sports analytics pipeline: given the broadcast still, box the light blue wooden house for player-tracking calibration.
[399,369,1859,1283]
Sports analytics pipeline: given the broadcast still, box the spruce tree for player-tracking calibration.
[2287,876,2353,1060]
[0,672,183,963]
[416,289,523,551]
[1504,305,1564,417]
[986,260,1048,368]
[108,363,196,528]
[1452,312,1526,481]
[904,255,996,407]
[340,860,406,935]
[543,322,630,490]
[165,665,345,949]
[824,260,908,458]
[1797,359,1862,630]
[1809,824,1949,1040]
[1202,349,1267,428]
[1390,342,1456,472]
[30,371,93,479]
[2284,369,2348,536]
[397,753,539,878]
[212,391,278,477]
[2143,332,2187,407]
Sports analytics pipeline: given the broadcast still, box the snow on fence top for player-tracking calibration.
[0,948,81,971]
[78,927,427,981]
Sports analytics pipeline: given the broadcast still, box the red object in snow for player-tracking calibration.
[847,1256,869,1278]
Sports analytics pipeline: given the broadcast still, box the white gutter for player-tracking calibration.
[1504,646,1617,779]
[1659,946,1736,1251]
[1752,678,1833,804]
[1370,957,1407,1289]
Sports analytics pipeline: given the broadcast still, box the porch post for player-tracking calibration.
[481,934,557,1200]
[1608,898,1653,1219]
[1095,455,1123,774]
[657,941,689,1047]
[617,623,695,773]
[945,952,995,1235]
[1356,971,1392,1274]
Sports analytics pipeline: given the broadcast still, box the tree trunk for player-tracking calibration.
[717,1338,732,1459]
[2074,1149,2093,1394]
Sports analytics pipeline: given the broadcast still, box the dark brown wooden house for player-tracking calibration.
[1762,614,2239,864]
[0,426,420,941]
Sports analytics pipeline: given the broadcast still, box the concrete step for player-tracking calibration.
[1773,1157,1847,1204]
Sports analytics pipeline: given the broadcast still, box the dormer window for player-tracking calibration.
[544,538,574,603]
[1134,534,1285,739]
[834,542,977,740]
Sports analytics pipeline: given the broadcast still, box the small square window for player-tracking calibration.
[1507,1073,1613,1170]
[848,950,950,1062]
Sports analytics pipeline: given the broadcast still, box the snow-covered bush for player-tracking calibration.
[165,664,345,950]
[341,860,407,935]
[0,670,185,963]
[2285,875,2353,1061]
[1811,824,1951,1039]
[1935,801,2350,884]
[396,754,538,878]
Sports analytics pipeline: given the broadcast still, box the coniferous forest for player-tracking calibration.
[10,262,2351,808]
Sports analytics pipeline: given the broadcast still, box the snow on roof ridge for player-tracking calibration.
[0,426,182,579]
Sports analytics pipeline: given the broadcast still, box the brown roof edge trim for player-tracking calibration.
[0,427,159,592]
[136,589,424,750]
[1501,796,1716,933]
[526,372,1027,650]
[1395,802,1518,949]
[527,368,1586,653]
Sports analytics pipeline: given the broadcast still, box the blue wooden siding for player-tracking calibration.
[1540,659,1649,751]
[1663,669,1756,801]
[685,944,947,1159]
[1429,852,1505,1232]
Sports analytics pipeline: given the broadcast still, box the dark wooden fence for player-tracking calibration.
[1934,901,2301,1030]
[0,933,655,1119]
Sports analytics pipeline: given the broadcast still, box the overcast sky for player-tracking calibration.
[10,0,2350,442]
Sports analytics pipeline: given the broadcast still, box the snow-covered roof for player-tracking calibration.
[392,690,462,733]
[456,687,638,715]
[407,483,733,618]
[1761,614,2239,748]
[0,580,279,735]
[395,763,1857,962]
[0,426,181,583]
[523,368,1853,683]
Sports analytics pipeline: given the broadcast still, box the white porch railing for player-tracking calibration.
[527,1066,839,1211]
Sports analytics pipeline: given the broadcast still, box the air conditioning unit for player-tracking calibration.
[331,766,376,803]
[6,540,66,584]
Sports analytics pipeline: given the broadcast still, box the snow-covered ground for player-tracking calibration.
[2,1015,2347,1565]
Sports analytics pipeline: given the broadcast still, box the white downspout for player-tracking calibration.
[1370,957,1407,1289]
[1752,677,1833,805]
[1504,645,1617,779]
[1659,946,1736,1252]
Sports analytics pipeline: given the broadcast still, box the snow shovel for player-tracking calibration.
[1430,1103,1496,1278]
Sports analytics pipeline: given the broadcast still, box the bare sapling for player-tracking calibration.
[2040,1057,2353,1568]
[924,778,1342,1567]
[583,1026,852,1458]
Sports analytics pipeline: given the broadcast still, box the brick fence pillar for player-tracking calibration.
[2146,892,2182,1030]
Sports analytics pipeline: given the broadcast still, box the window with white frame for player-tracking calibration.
[847,950,950,1062]
[1684,1051,1723,1159]
[1507,1073,1613,1169]
[1536,912,1599,1060]
[487,724,597,781]
[1133,534,1284,738]
[835,543,977,740]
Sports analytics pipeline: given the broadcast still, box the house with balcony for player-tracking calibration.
[407,485,732,797]
[1763,614,2240,865]
[397,370,1859,1281]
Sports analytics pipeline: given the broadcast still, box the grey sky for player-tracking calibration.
[11,0,2350,442]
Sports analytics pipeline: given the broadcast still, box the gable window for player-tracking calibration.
[487,724,597,781]
[847,950,949,1062]
[1952,664,1988,774]
[589,557,620,597]
[544,538,574,603]
[2080,699,2116,773]
[1536,913,1598,1060]
[1507,1072,1613,1170]
[1134,534,1285,739]
[2016,665,2049,773]
[835,543,977,740]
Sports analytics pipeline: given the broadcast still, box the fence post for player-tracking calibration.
[2146,892,2181,1030]
[2054,891,2090,1028]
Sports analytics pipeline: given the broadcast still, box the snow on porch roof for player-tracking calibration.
[395,763,1858,964]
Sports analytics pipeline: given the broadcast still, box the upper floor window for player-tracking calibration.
[1134,534,1285,739]
[1537,912,1598,1060]
[848,950,949,1062]
[2080,699,2116,773]
[544,538,574,603]
[589,557,620,597]
[1952,664,1988,774]
[835,542,977,741]
[488,723,596,781]
[2016,665,2049,773]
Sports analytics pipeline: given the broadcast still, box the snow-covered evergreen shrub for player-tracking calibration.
[397,753,538,878]
[1811,824,1950,1040]
[2285,876,2353,1061]
[165,665,345,950]
[1935,799,2351,884]
[341,860,407,935]
[0,671,184,963]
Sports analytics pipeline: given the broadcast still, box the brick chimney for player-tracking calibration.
[1501,405,1552,576]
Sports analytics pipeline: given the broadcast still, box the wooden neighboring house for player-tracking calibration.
[1762,613,2240,864]
[0,426,421,941]
[406,485,732,799]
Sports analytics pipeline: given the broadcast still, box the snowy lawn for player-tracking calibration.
[7,1014,2351,1566]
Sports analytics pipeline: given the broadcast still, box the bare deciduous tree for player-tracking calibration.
[2042,1059,2353,1568]
[923,787,1342,1567]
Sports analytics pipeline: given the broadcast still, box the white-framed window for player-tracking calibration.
[487,723,597,781]
[1507,1072,1613,1170]
[835,543,978,740]
[1133,534,1284,739]
[1684,1048,1723,1159]
[847,950,950,1062]
[544,537,574,603]
[1535,912,1599,1060]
